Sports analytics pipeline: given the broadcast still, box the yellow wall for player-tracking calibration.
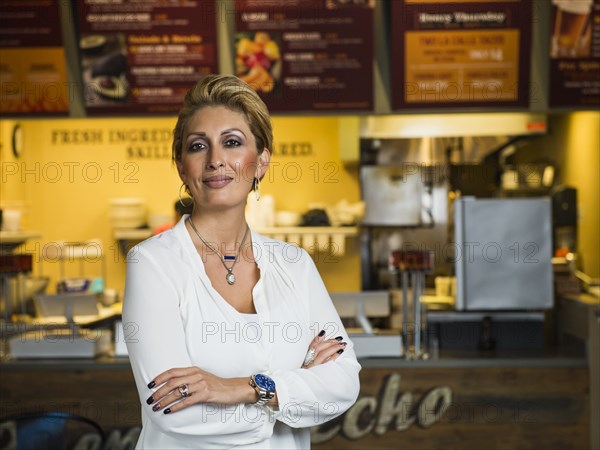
[0,116,361,296]
[0,120,27,218]
[517,111,600,278]
[267,117,362,291]
[561,112,600,278]
[2,111,597,297]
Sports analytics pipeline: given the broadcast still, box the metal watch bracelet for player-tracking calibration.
[249,377,274,406]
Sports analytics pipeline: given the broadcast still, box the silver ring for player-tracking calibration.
[302,347,317,367]
[178,384,190,398]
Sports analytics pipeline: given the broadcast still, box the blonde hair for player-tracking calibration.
[172,74,273,163]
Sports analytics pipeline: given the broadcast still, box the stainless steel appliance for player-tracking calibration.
[389,250,435,359]
[454,197,553,310]
[552,186,578,253]
[361,166,424,226]
[358,113,549,290]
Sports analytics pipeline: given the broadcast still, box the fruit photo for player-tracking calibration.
[235,32,282,94]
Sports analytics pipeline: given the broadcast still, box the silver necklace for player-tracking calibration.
[187,216,249,285]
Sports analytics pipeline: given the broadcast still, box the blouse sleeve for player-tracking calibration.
[122,244,274,448]
[267,249,361,428]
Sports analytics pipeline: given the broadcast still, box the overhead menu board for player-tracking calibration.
[235,0,374,112]
[549,0,600,108]
[390,0,532,109]
[0,0,69,115]
[76,0,218,115]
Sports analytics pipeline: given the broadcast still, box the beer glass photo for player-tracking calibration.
[551,0,593,58]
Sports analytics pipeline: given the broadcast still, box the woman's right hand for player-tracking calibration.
[301,330,347,369]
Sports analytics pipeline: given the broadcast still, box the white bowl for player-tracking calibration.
[110,197,145,206]
[109,198,146,228]
[148,213,172,229]
[275,211,302,227]
[110,216,146,229]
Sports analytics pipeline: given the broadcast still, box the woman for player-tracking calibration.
[123,74,361,449]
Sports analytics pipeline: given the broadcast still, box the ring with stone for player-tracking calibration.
[302,347,317,367]
[178,384,190,398]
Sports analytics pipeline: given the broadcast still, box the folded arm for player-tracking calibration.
[268,250,361,428]
[123,245,273,447]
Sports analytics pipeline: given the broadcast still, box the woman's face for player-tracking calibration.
[177,105,270,211]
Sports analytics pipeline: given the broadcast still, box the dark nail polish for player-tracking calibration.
[146,396,154,405]
[164,408,172,415]
[340,342,347,346]
[335,336,343,341]
[147,381,156,389]
[337,349,344,354]
[152,403,161,412]
[318,330,325,337]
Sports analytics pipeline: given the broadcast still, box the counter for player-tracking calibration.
[0,348,590,450]
[0,295,597,449]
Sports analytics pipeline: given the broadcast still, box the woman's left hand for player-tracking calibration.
[146,367,255,414]
[301,332,347,369]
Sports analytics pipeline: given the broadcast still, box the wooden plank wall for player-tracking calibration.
[0,365,589,449]
[312,367,589,450]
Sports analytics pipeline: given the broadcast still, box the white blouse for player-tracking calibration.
[123,216,361,449]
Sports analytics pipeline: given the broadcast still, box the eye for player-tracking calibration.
[188,142,206,152]
[224,138,241,148]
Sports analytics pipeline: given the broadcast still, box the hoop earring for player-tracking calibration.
[179,183,193,207]
[253,177,260,201]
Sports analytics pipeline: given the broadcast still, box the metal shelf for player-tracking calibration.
[113,228,152,241]
[0,231,42,254]
[255,226,358,235]
[255,226,359,256]
[112,226,360,257]
[113,228,152,256]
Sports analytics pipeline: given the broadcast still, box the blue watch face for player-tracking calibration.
[255,374,275,391]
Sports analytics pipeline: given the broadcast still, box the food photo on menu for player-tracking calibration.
[551,0,593,58]
[235,31,282,95]
[79,33,129,105]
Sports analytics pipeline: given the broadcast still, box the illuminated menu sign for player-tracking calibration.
[390,0,532,109]
[235,0,374,112]
[76,0,218,115]
[549,0,600,108]
[0,0,69,115]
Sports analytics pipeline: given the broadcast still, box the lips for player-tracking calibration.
[203,175,234,189]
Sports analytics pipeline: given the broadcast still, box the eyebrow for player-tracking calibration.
[186,128,246,139]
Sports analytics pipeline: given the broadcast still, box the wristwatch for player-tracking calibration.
[249,373,276,406]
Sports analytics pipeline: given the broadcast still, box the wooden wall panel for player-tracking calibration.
[311,367,589,450]
[0,365,589,449]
